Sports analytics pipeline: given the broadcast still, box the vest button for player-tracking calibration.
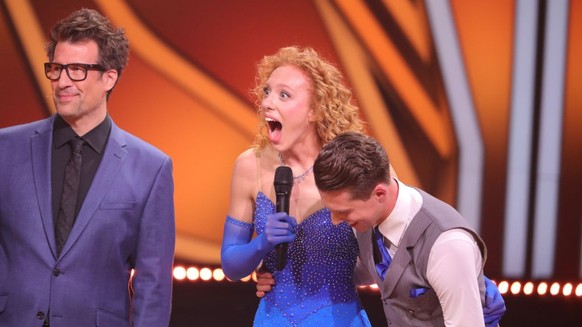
[36,311,45,319]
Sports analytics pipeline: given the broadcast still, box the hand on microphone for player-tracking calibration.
[262,212,297,250]
[221,212,297,281]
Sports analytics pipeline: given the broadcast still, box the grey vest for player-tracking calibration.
[357,189,487,326]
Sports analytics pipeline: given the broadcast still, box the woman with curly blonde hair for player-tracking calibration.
[252,46,364,149]
[221,46,372,326]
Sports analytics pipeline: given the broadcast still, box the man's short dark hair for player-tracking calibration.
[314,132,391,200]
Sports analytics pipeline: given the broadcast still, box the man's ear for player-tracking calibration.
[373,183,388,202]
[103,69,119,93]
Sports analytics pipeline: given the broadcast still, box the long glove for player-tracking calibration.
[483,276,506,327]
[221,213,297,281]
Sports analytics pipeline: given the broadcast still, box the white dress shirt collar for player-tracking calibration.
[377,179,422,248]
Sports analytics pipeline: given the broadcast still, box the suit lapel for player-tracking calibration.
[59,123,127,258]
[31,118,58,258]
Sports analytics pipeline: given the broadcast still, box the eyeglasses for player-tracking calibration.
[44,62,105,81]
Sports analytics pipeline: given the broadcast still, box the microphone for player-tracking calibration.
[274,166,293,270]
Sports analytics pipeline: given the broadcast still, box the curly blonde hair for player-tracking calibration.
[252,46,364,149]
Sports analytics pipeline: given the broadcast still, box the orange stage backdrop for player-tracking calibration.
[1,0,581,281]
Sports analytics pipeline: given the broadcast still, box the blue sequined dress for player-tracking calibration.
[253,192,371,326]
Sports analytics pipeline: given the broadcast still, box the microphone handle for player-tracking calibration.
[275,192,290,270]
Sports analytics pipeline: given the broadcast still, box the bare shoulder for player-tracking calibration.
[232,148,259,176]
[228,148,262,221]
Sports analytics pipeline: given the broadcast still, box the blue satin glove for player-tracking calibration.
[221,213,297,281]
[483,276,506,327]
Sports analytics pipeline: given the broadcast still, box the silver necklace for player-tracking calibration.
[278,153,314,183]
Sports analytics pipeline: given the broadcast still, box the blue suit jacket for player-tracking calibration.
[0,116,175,326]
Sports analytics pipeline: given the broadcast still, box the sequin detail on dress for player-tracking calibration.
[253,192,370,326]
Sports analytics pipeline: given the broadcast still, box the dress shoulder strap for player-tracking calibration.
[255,149,263,193]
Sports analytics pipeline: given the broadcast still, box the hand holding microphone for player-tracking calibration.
[264,212,297,247]
[220,166,296,280]
[221,205,296,281]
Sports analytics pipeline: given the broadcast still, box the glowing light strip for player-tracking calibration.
[4,0,54,113]
[531,0,569,278]
[424,1,483,231]
[313,0,420,186]
[382,0,431,62]
[94,0,256,137]
[173,266,582,298]
[334,0,453,159]
[503,0,539,277]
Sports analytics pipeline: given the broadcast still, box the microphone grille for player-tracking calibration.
[274,166,293,192]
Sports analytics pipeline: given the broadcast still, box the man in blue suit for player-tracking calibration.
[0,8,175,326]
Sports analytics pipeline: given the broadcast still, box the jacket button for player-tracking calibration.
[36,311,45,320]
[53,268,61,276]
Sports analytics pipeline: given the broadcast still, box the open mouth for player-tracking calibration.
[266,117,283,143]
[266,117,282,132]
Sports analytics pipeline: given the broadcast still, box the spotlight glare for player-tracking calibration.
[173,266,186,280]
[523,282,534,295]
[537,282,548,295]
[213,268,225,281]
[498,281,509,294]
[510,281,522,295]
[563,283,573,296]
[186,267,199,281]
[171,265,582,300]
[550,282,560,295]
[200,267,212,281]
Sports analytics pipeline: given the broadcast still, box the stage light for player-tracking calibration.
[213,268,225,281]
[170,266,582,300]
[497,281,509,294]
[186,267,199,281]
[523,282,534,295]
[562,283,573,296]
[537,282,548,295]
[510,281,521,294]
[173,266,186,280]
[200,267,212,281]
[550,282,560,296]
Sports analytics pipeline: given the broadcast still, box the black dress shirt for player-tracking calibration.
[51,114,111,222]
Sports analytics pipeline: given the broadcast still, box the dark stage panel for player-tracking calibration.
[170,280,582,326]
